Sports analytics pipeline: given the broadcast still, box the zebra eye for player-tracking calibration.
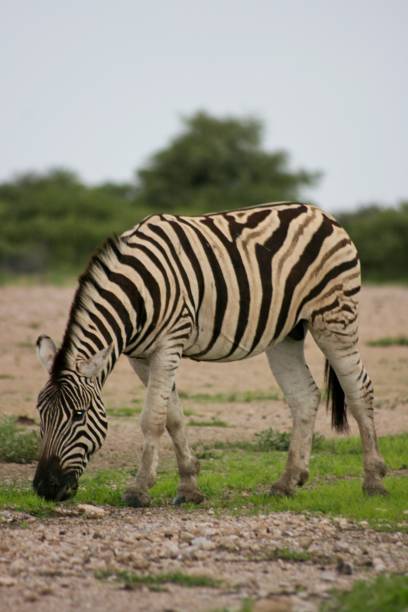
[72,410,85,422]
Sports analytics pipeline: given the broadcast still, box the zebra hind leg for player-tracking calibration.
[266,331,320,497]
[127,357,203,506]
[310,320,387,496]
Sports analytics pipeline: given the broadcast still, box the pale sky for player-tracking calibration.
[1,0,407,211]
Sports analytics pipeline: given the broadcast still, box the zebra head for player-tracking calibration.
[33,335,111,501]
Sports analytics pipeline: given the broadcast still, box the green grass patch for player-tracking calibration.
[0,417,40,463]
[152,434,408,529]
[16,341,33,349]
[322,574,408,611]
[106,406,142,417]
[179,389,280,403]
[189,417,229,427]
[254,429,327,452]
[252,547,311,562]
[195,429,327,454]
[213,601,254,612]
[367,336,408,347]
[183,408,195,416]
[1,433,407,530]
[106,404,195,418]
[95,569,222,590]
[0,481,56,517]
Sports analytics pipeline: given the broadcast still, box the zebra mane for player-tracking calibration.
[51,235,122,380]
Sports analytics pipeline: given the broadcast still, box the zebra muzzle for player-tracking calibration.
[33,456,78,501]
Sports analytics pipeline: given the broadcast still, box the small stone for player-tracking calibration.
[88,559,107,572]
[179,531,194,544]
[37,585,54,596]
[23,591,38,602]
[130,554,149,570]
[9,559,25,576]
[320,571,336,582]
[191,536,214,550]
[336,558,353,575]
[0,576,17,587]
[253,597,292,612]
[333,541,350,553]
[77,504,106,518]
[164,543,180,558]
[372,557,386,572]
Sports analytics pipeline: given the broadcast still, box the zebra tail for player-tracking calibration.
[325,360,349,433]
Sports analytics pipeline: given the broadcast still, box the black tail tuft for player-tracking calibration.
[325,360,349,433]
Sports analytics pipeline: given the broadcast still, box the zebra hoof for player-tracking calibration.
[269,483,294,498]
[173,490,205,506]
[362,482,389,497]
[123,488,151,507]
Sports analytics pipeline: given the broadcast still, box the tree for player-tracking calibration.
[337,202,408,281]
[0,169,142,275]
[135,111,320,212]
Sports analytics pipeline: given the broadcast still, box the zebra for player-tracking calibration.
[33,201,387,504]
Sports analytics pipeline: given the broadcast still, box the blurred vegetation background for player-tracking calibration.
[1,111,407,282]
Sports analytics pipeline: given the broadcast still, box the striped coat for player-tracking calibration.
[34,202,387,504]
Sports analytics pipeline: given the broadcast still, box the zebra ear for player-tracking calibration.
[76,345,113,378]
[36,335,57,373]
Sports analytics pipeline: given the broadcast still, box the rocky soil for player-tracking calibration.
[0,507,407,612]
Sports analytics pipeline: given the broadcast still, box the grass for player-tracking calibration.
[254,429,326,452]
[179,389,280,403]
[106,406,142,417]
[95,569,222,590]
[0,270,77,287]
[251,547,311,562]
[321,574,408,611]
[194,428,326,454]
[213,601,254,612]
[0,417,40,463]
[106,404,196,418]
[0,433,407,530]
[16,341,34,349]
[189,417,229,427]
[151,433,408,529]
[367,336,408,347]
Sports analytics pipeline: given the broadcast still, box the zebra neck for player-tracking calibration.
[52,235,146,384]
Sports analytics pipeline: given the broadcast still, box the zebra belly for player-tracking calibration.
[182,328,276,362]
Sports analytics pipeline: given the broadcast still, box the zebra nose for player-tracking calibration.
[33,456,77,501]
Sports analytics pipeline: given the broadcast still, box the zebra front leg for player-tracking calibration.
[127,356,203,506]
[266,336,320,496]
[166,391,204,505]
[124,351,178,507]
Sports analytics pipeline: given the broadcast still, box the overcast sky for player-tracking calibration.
[2,0,407,211]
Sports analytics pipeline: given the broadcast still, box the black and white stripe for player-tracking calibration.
[34,201,387,502]
[55,202,358,368]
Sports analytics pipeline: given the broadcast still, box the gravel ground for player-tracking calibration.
[0,507,407,612]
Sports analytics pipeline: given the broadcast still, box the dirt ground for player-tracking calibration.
[0,284,408,611]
